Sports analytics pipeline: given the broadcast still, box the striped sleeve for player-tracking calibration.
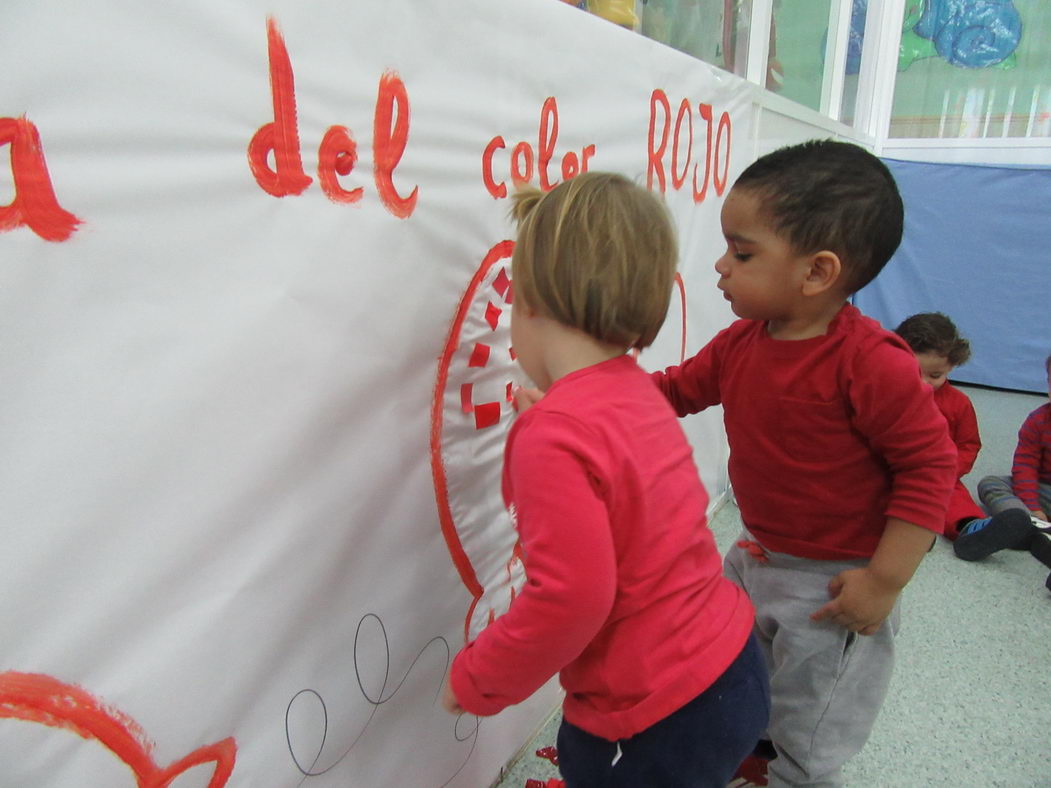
[1011,408,1049,510]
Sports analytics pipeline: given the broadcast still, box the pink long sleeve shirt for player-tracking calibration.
[449,355,754,741]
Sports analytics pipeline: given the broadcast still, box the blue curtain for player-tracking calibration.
[855,158,1051,393]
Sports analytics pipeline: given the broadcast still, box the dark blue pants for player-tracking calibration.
[556,633,769,788]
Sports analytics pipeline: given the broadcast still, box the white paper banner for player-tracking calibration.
[0,1,747,784]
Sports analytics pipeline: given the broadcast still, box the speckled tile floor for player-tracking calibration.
[493,385,1051,788]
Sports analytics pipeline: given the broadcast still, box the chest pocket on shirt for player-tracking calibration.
[775,395,856,465]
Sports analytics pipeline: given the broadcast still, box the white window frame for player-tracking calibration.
[731,0,1051,165]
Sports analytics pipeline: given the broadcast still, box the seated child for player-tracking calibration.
[894,312,1034,560]
[442,172,769,785]
[978,352,1051,588]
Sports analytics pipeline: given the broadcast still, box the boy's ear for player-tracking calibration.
[801,251,842,296]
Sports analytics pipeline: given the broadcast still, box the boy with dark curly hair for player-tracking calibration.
[652,140,957,787]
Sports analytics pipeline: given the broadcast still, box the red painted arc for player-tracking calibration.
[430,240,515,640]
[634,272,688,363]
[0,671,236,787]
[674,271,687,363]
[433,254,685,641]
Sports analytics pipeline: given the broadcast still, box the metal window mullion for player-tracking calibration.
[746,0,774,88]
[854,0,907,146]
[821,0,852,120]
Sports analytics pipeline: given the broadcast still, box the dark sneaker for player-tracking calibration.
[953,509,1034,561]
[1030,532,1051,569]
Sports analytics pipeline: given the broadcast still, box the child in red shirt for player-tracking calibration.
[652,141,956,788]
[894,312,1034,560]
[978,353,1051,589]
[442,173,767,785]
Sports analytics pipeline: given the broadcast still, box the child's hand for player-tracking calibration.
[810,567,900,636]
[1031,509,1047,522]
[513,386,544,413]
[440,678,464,714]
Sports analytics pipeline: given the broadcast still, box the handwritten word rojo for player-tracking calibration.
[647,89,731,203]
[249,17,418,218]
[0,117,82,242]
[481,97,596,199]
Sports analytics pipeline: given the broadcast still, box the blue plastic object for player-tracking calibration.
[913,0,1022,68]
[843,0,1023,72]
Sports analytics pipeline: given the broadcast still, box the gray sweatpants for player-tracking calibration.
[725,532,900,788]
[977,475,1051,517]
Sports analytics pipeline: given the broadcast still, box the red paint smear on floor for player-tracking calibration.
[536,746,559,766]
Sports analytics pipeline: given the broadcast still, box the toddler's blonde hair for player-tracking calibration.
[509,172,677,350]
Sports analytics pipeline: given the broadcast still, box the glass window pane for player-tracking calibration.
[890,0,1051,138]
[770,0,834,111]
[639,0,752,76]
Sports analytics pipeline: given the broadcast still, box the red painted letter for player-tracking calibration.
[561,151,579,180]
[318,126,364,204]
[647,90,671,193]
[482,136,507,199]
[714,111,732,196]
[0,117,81,242]
[581,144,596,173]
[671,99,692,191]
[511,142,534,186]
[692,103,713,204]
[538,97,559,192]
[373,70,418,219]
[248,17,313,197]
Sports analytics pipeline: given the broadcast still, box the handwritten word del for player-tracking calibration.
[482,97,596,199]
[648,90,731,203]
[0,117,82,242]
[248,17,418,218]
